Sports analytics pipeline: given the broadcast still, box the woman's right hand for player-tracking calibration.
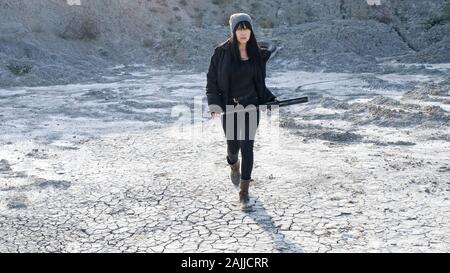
[210,112,221,118]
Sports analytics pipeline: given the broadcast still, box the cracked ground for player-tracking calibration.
[0,118,449,253]
[0,70,449,252]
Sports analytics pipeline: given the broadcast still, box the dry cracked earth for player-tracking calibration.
[0,73,449,253]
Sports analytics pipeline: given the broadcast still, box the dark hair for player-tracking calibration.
[229,21,263,75]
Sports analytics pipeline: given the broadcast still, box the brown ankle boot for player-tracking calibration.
[229,160,240,186]
[239,179,251,203]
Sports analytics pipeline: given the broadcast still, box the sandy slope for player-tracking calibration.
[1,0,450,87]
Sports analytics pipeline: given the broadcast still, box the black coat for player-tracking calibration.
[206,39,277,112]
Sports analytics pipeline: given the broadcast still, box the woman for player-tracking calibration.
[206,13,278,204]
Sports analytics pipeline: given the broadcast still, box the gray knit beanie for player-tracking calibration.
[229,13,253,34]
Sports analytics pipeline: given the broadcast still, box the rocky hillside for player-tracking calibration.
[1,0,449,87]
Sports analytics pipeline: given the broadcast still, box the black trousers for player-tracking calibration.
[221,105,260,180]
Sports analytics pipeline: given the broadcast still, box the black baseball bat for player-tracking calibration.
[220,96,309,115]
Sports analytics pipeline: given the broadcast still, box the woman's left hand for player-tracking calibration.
[269,97,278,103]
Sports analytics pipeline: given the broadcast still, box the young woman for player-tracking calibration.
[206,13,278,204]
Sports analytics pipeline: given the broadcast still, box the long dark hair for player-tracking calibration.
[229,21,263,75]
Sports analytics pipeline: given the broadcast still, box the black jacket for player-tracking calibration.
[206,39,277,112]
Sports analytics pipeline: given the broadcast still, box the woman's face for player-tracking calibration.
[235,25,251,45]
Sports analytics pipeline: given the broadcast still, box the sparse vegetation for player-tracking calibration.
[98,48,109,57]
[251,2,261,10]
[80,18,99,40]
[425,17,444,29]
[7,62,33,76]
[444,3,450,19]
[59,15,100,40]
[156,0,168,8]
[425,3,450,29]
[259,16,274,28]
[142,38,154,48]
[368,4,393,24]
[212,0,231,5]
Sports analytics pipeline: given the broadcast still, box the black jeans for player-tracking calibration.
[221,101,260,180]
